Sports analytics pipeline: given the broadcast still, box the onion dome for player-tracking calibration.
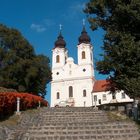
[54,32,66,48]
[78,26,91,44]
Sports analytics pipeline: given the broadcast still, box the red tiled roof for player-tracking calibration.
[92,80,110,92]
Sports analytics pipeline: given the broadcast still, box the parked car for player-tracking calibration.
[55,101,70,107]
[55,99,75,107]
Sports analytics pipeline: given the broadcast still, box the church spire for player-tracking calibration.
[59,24,62,32]
[82,19,86,30]
[78,19,91,44]
[54,24,66,48]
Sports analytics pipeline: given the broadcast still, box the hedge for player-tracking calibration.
[0,92,48,118]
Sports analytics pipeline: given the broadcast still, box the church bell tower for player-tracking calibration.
[52,28,68,69]
[77,22,94,77]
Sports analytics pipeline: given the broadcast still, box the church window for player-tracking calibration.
[99,99,101,104]
[122,92,125,99]
[82,51,86,59]
[112,94,116,99]
[56,72,59,75]
[65,56,67,63]
[84,101,86,107]
[56,92,60,99]
[69,86,73,97]
[83,90,86,97]
[69,71,72,75]
[83,68,86,72]
[56,55,60,63]
[90,53,92,61]
[103,94,106,101]
[94,95,97,101]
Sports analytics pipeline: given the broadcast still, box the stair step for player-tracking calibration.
[5,107,139,140]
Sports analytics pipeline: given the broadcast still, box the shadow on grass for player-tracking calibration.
[0,113,14,122]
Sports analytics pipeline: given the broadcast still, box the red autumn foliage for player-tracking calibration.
[0,92,48,118]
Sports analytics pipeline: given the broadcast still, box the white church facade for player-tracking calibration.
[50,25,133,107]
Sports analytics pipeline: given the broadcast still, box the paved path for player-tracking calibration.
[1,107,140,140]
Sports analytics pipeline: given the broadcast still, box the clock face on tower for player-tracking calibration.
[81,46,85,50]
[83,45,85,49]
[55,49,59,54]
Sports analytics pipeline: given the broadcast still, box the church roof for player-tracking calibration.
[92,80,110,92]
[54,32,66,48]
[78,26,91,44]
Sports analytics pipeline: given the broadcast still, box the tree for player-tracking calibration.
[0,24,51,97]
[85,0,140,98]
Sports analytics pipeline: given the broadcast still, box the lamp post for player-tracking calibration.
[94,95,97,108]
[91,92,93,107]
[16,97,21,115]
[38,101,41,108]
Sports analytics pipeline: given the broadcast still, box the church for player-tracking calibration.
[50,24,133,107]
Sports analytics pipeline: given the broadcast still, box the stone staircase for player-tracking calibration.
[6,107,140,140]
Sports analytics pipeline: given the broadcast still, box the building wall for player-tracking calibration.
[51,55,94,107]
[77,43,93,66]
[52,48,68,69]
[51,78,93,107]
[91,91,134,106]
[51,42,94,107]
[51,38,133,107]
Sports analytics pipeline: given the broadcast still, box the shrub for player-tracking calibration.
[0,92,48,118]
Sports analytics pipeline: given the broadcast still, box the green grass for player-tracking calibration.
[135,120,140,131]
[0,115,20,126]
[107,111,140,133]
[107,111,131,121]
[0,108,41,126]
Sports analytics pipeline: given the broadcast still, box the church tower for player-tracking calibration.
[52,28,68,81]
[52,31,67,69]
[51,27,69,107]
[77,23,94,77]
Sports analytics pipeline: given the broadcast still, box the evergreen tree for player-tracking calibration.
[85,0,140,98]
[0,24,51,97]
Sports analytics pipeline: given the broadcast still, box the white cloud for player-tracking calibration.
[44,18,55,27]
[61,2,86,21]
[70,2,85,12]
[30,23,46,32]
[30,18,55,32]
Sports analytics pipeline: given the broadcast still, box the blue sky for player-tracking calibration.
[0,0,107,103]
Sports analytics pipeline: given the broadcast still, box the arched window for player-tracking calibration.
[56,55,60,63]
[103,94,106,101]
[56,92,60,99]
[83,90,86,97]
[122,92,125,99]
[82,51,86,59]
[112,94,116,99]
[90,53,92,61]
[69,86,73,97]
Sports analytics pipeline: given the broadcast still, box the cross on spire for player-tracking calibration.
[59,24,62,31]
[82,19,85,26]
